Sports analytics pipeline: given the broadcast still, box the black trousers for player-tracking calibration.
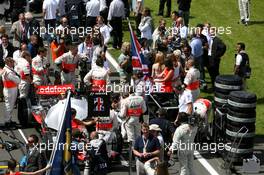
[135,13,142,35]
[110,17,123,48]
[44,19,56,31]
[100,8,109,24]
[86,16,97,28]
[158,0,171,16]
[207,57,220,88]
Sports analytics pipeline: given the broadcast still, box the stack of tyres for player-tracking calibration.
[213,75,242,143]
[214,75,243,109]
[225,91,257,163]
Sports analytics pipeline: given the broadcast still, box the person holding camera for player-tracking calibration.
[168,113,198,175]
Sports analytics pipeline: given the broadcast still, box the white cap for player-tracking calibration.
[149,124,162,131]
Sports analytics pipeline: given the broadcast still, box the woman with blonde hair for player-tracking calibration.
[118,42,132,84]
[154,58,174,92]
[171,49,184,88]
[151,51,165,78]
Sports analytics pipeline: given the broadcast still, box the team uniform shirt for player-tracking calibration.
[120,94,147,117]
[55,51,82,85]
[32,55,49,86]
[178,90,193,113]
[91,45,103,69]
[2,65,21,122]
[120,94,147,142]
[170,123,198,175]
[2,65,21,89]
[15,58,30,87]
[83,66,109,91]
[184,66,200,101]
[13,50,22,64]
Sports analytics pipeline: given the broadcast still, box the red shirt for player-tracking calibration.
[162,68,174,92]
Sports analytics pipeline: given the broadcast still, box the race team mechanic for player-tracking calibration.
[120,88,147,144]
[168,114,198,175]
[174,85,193,126]
[84,56,109,92]
[32,47,50,86]
[1,57,20,126]
[14,51,32,98]
[71,108,99,137]
[183,59,200,102]
[55,44,83,86]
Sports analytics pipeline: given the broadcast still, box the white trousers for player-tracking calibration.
[178,150,196,175]
[125,116,141,143]
[4,87,17,122]
[33,75,48,86]
[238,0,250,22]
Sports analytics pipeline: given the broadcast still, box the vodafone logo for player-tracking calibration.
[36,85,75,95]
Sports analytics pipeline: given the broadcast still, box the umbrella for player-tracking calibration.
[45,97,88,130]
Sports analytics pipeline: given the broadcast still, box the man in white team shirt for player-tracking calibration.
[15,51,32,98]
[84,56,109,92]
[183,58,200,102]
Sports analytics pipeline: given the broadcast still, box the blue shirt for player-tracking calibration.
[28,43,38,58]
[190,37,203,58]
[134,134,160,162]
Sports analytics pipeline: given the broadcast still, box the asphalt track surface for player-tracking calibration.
[0,15,264,175]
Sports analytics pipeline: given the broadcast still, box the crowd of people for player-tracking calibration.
[0,0,252,174]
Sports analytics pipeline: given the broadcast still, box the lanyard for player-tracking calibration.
[142,137,149,153]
